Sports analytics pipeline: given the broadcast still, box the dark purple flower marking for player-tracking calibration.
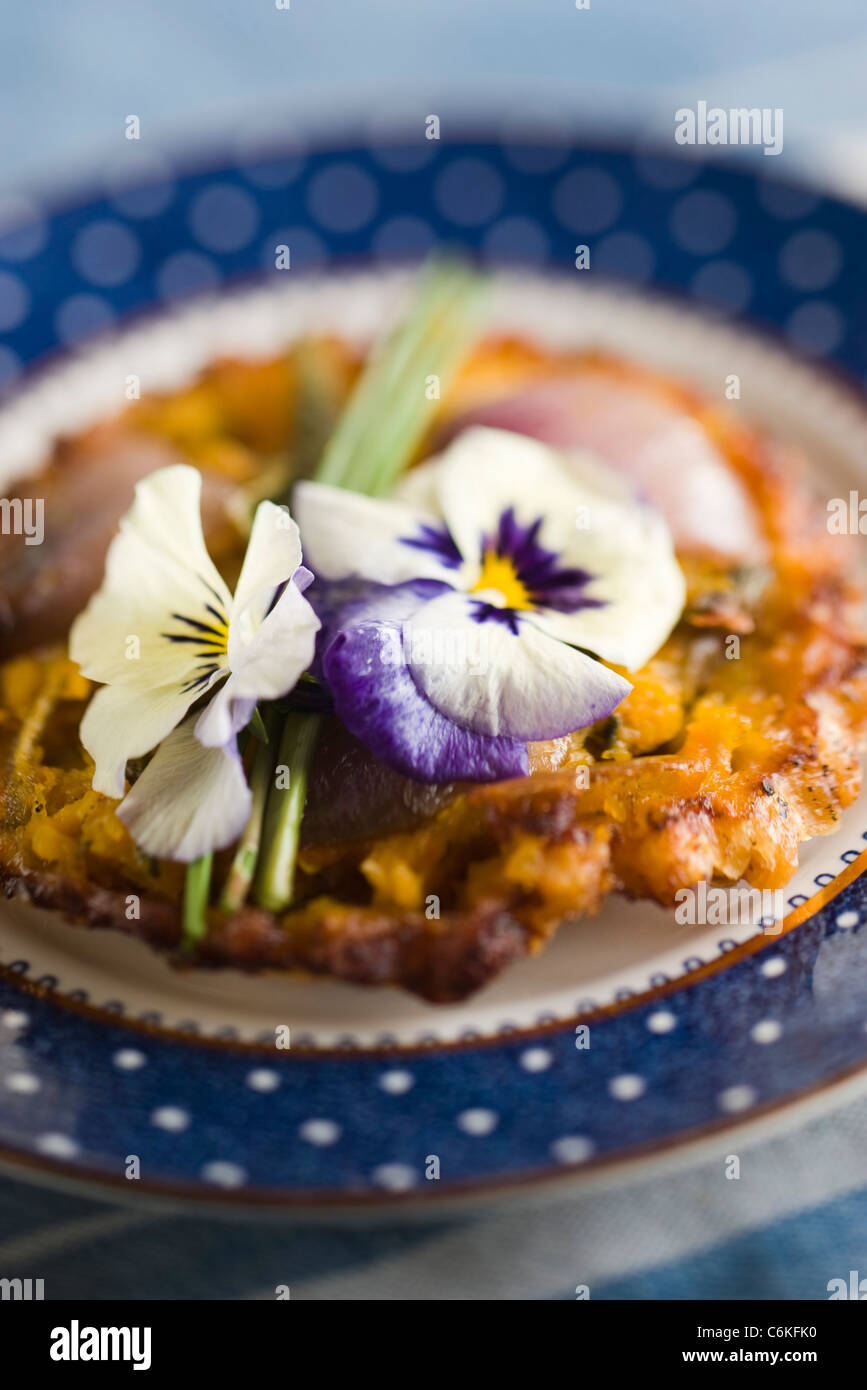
[401,521,463,570]
[467,599,522,635]
[484,506,604,615]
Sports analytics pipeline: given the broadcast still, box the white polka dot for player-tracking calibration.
[594,230,655,282]
[378,1069,415,1095]
[786,300,845,355]
[261,228,327,273]
[0,1009,27,1030]
[5,1071,40,1094]
[299,1118,341,1146]
[435,158,505,227]
[246,1068,280,1092]
[717,1084,758,1113]
[71,219,140,287]
[189,183,259,252]
[761,956,787,978]
[757,180,819,221]
[552,167,622,234]
[36,1132,79,1159]
[646,1009,677,1034]
[670,190,737,255]
[0,271,29,330]
[234,123,306,187]
[608,1073,646,1101]
[519,1047,553,1073]
[481,216,549,264]
[156,251,221,301]
[690,259,753,313]
[634,152,701,191]
[836,910,859,930]
[0,194,47,260]
[368,124,437,174]
[500,116,570,174]
[372,1163,417,1191]
[241,152,306,191]
[201,1160,247,1188]
[779,230,842,292]
[750,1019,783,1045]
[550,1134,594,1164]
[55,294,115,344]
[307,163,378,233]
[457,1107,498,1136]
[113,1048,147,1071]
[371,216,436,260]
[105,153,175,218]
[150,1105,191,1132]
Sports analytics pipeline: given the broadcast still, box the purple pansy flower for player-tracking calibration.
[294,427,685,783]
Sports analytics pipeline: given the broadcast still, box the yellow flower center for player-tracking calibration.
[470,552,533,610]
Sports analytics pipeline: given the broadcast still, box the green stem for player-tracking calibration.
[255,713,322,913]
[182,852,213,949]
[219,734,275,912]
[315,260,481,493]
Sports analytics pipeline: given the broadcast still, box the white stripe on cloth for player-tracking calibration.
[276,1090,867,1301]
[0,1209,158,1269]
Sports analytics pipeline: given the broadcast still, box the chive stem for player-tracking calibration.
[255,713,322,913]
[181,852,213,949]
[219,734,275,913]
[315,260,481,493]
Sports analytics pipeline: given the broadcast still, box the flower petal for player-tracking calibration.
[198,578,320,748]
[293,480,461,587]
[80,682,202,799]
[405,590,631,740]
[528,498,686,669]
[402,427,685,670]
[70,464,233,690]
[323,617,528,783]
[230,500,303,630]
[117,718,252,862]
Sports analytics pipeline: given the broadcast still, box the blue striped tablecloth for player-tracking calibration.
[2,1087,866,1299]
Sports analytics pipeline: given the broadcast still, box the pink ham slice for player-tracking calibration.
[439,373,767,561]
[0,423,237,659]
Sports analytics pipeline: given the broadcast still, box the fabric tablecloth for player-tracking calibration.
[2,1088,867,1299]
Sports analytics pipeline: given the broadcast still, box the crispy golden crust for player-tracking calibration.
[1,342,866,1002]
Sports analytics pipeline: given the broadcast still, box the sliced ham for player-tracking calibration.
[439,372,767,561]
[0,423,238,659]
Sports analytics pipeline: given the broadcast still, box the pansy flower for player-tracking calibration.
[294,427,685,782]
[70,465,320,860]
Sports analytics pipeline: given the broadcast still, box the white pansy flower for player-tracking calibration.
[70,465,319,860]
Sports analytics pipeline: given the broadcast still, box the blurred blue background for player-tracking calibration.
[1,0,866,201]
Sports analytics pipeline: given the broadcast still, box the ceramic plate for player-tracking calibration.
[1,137,866,1209]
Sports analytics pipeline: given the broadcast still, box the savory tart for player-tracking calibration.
[1,267,865,1001]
